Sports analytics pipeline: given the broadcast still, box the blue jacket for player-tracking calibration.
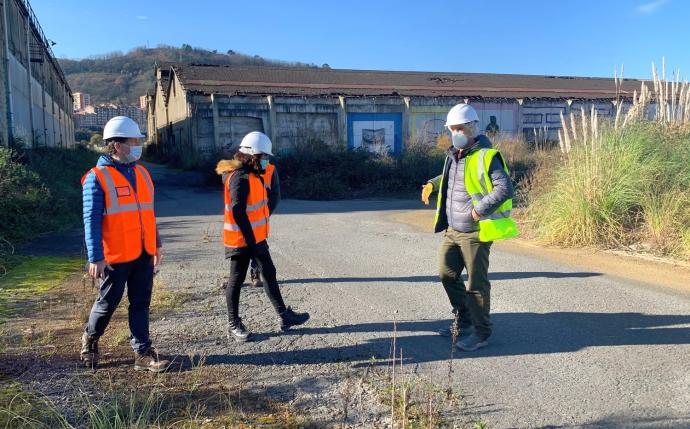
[82,155,160,263]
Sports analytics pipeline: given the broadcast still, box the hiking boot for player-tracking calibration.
[279,307,310,331]
[249,269,263,288]
[80,332,99,369]
[228,319,252,343]
[134,347,171,373]
[456,334,489,352]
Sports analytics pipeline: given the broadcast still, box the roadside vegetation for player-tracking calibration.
[0,144,99,274]
[524,63,690,261]
[145,132,541,201]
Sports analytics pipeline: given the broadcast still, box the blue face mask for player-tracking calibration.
[124,145,143,163]
[260,159,269,170]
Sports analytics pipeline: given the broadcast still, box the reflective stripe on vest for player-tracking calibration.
[464,148,519,242]
[223,171,270,248]
[82,164,157,263]
[263,163,275,190]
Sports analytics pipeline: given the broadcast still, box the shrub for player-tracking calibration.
[0,146,99,271]
[276,138,447,199]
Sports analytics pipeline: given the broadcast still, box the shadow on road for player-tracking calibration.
[202,312,690,366]
[535,413,690,429]
[279,271,602,284]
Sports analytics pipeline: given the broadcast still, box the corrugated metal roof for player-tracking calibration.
[168,64,644,100]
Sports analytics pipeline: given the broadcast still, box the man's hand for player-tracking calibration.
[88,260,113,279]
[421,183,434,205]
[153,248,162,266]
[471,208,481,221]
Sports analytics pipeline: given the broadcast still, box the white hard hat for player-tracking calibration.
[445,104,480,127]
[103,116,144,140]
[239,131,273,156]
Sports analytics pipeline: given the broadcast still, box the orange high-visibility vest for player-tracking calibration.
[263,163,275,189]
[81,165,157,264]
[223,171,270,248]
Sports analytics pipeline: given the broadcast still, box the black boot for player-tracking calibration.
[279,307,310,331]
[80,332,99,369]
[228,318,252,343]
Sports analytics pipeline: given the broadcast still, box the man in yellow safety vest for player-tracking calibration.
[421,104,519,352]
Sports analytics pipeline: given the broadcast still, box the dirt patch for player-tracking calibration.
[389,208,690,294]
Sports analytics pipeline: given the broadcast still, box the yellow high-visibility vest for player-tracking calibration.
[434,148,519,242]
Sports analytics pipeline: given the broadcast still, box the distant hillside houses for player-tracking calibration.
[146,64,643,157]
[73,96,147,132]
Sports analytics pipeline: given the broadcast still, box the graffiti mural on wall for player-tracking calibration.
[472,102,518,137]
[347,113,402,154]
[361,128,387,153]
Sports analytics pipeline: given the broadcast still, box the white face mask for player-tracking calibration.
[124,145,143,163]
[451,131,470,150]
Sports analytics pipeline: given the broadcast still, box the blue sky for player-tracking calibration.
[32,0,689,79]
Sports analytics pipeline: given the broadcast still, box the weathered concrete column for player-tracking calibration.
[337,96,347,148]
[402,96,411,151]
[266,95,277,147]
[211,93,221,151]
[25,15,34,147]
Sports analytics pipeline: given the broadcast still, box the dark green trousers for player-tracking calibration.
[438,228,493,338]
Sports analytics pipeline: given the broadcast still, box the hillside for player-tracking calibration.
[58,45,321,105]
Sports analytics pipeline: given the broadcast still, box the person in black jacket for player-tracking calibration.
[216,132,309,343]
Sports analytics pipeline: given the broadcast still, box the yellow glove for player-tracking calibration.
[421,183,434,205]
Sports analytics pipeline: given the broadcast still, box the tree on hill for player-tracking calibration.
[59,45,320,105]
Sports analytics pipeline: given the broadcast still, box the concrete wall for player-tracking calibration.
[151,73,169,145]
[0,0,74,148]
[0,2,7,147]
[273,96,339,153]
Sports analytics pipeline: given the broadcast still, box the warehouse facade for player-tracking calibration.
[146,64,641,156]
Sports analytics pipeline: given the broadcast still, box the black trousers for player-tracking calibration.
[85,252,154,353]
[226,247,286,324]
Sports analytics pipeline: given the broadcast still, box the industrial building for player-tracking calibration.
[0,0,74,148]
[146,63,641,157]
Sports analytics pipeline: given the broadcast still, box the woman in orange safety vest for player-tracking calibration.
[216,131,309,343]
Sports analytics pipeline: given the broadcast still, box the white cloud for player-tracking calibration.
[636,0,668,14]
[136,15,149,20]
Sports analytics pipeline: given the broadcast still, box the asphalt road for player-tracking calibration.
[146,164,690,429]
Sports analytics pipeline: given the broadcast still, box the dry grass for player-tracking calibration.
[527,60,690,260]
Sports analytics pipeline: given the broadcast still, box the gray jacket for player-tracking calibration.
[428,135,514,233]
